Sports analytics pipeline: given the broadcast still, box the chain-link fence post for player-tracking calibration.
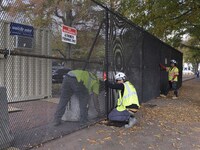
[0,87,14,149]
[105,9,109,118]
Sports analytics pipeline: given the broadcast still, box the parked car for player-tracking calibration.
[52,61,64,73]
[183,67,194,75]
[52,68,71,83]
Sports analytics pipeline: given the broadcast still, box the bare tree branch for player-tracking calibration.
[171,8,192,20]
[54,7,66,23]
[55,49,66,58]
[181,43,200,50]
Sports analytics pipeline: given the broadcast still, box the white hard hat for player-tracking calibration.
[170,59,177,64]
[115,72,126,80]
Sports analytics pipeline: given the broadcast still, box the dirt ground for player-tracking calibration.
[33,78,200,150]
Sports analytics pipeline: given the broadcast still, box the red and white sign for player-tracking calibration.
[62,25,77,44]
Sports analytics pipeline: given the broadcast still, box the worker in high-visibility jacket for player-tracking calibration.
[105,72,140,128]
[160,59,179,99]
[53,70,100,126]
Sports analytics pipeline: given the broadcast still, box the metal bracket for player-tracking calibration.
[2,48,11,59]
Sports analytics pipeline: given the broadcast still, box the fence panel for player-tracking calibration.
[107,13,143,106]
[160,44,172,94]
[0,1,107,149]
[142,33,162,102]
[0,1,183,149]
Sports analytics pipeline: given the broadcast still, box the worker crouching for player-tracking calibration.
[53,70,99,126]
[105,72,140,128]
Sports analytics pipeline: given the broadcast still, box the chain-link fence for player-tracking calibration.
[0,1,107,149]
[0,0,182,149]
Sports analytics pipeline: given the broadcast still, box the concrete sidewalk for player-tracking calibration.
[33,79,200,150]
[182,74,195,81]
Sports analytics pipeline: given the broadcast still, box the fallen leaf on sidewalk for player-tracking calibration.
[103,136,111,141]
[82,146,86,150]
[154,134,161,138]
[87,139,98,145]
[191,127,200,132]
[119,140,124,146]
[99,140,105,144]
[96,129,106,134]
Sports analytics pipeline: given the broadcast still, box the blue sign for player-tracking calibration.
[10,22,34,37]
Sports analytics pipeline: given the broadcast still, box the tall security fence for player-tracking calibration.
[0,0,182,149]
[103,2,183,104]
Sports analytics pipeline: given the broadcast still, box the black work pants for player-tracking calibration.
[164,81,178,97]
[54,75,89,122]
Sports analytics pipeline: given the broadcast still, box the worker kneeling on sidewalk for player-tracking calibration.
[105,72,140,128]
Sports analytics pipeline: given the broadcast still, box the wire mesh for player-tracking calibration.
[0,0,183,149]
[0,1,106,149]
[106,9,183,103]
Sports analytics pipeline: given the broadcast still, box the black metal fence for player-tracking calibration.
[0,0,182,149]
[103,2,183,105]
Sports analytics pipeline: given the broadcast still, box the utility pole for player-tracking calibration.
[64,0,73,69]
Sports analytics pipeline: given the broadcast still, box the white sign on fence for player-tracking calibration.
[62,25,77,44]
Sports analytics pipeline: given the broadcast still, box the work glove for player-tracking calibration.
[103,72,107,81]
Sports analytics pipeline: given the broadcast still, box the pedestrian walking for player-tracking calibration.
[196,70,199,78]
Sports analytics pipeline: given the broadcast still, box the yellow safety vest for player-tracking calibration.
[166,67,179,81]
[116,81,140,112]
[69,70,99,95]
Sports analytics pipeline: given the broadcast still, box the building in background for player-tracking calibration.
[0,20,51,102]
[183,63,194,75]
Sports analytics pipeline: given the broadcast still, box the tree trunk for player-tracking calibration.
[193,62,199,73]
